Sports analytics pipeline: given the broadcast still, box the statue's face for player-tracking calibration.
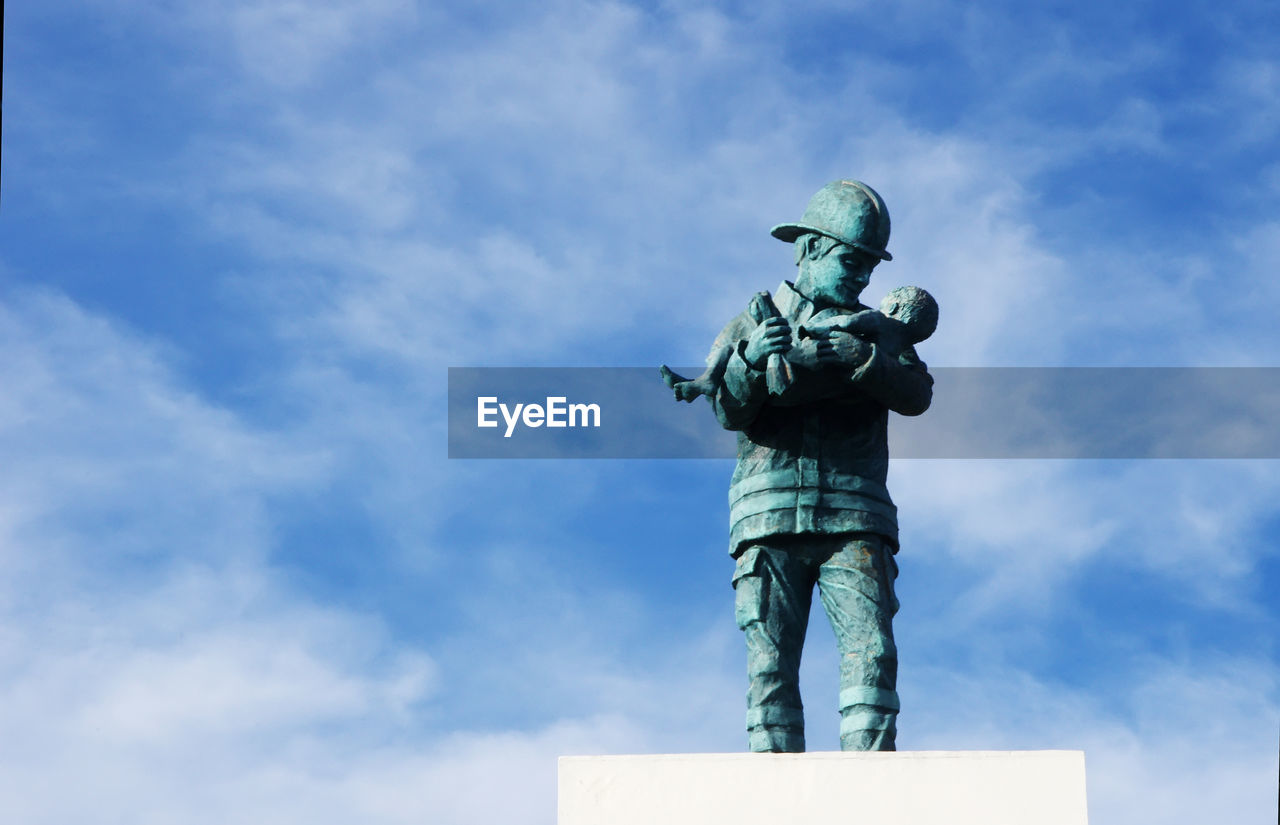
[800,241,880,309]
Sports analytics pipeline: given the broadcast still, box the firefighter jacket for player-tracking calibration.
[710,281,933,556]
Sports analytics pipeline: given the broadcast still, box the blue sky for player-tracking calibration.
[2,1,1279,822]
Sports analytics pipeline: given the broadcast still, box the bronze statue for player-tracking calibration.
[663,180,935,752]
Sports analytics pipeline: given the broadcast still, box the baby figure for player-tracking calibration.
[797,285,938,358]
[660,286,937,402]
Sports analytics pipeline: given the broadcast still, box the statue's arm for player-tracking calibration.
[850,344,933,417]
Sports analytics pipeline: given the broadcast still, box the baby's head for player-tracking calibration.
[879,286,938,343]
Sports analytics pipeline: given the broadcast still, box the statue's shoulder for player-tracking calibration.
[715,282,796,342]
[711,310,755,354]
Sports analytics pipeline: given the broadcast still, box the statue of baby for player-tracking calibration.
[661,285,937,402]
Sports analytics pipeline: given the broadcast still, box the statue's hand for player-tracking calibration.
[743,316,792,370]
[816,330,871,369]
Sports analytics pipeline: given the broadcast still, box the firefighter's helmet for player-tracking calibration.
[771,179,892,261]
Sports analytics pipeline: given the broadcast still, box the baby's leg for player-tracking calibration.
[661,345,733,402]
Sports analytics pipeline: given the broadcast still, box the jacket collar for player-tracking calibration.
[775,280,812,322]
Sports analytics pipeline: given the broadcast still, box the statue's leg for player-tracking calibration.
[733,542,815,753]
[816,534,900,752]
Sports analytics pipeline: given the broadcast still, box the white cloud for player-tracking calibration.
[906,656,1279,825]
[891,458,1280,620]
[0,575,437,825]
[0,288,326,572]
[0,285,439,822]
[162,0,418,89]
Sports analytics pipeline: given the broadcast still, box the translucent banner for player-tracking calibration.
[447,367,1280,459]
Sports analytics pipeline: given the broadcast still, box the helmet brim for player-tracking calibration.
[770,222,892,261]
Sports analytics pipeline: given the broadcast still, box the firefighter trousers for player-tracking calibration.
[732,533,900,752]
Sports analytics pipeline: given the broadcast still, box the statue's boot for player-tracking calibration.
[839,727,896,751]
[748,727,806,753]
[838,694,898,752]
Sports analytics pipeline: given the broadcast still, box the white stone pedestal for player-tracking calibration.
[559,751,1087,825]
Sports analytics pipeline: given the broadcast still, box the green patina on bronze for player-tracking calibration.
[662,180,937,753]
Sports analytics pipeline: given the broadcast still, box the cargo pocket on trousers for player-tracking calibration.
[883,543,900,617]
[732,545,766,630]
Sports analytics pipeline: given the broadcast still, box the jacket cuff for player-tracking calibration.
[849,343,933,416]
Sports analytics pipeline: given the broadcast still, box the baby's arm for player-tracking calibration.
[798,309,884,341]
